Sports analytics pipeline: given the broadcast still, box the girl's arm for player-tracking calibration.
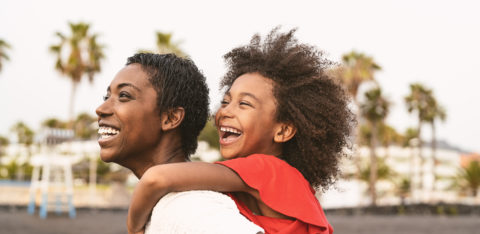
[127,161,259,234]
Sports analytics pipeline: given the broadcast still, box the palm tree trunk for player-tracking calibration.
[68,82,78,129]
[369,122,378,207]
[431,121,437,200]
[417,120,424,200]
[353,99,363,180]
[409,145,415,200]
[89,156,97,206]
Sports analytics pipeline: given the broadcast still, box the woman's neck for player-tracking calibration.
[128,133,186,178]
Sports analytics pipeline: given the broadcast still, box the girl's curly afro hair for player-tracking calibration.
[221,28,355,190]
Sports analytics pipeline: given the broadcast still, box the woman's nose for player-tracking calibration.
[95,99,113,118]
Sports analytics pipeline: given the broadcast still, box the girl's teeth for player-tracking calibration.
[221,127,240,134]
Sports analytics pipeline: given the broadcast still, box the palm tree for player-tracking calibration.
[10,122,34,147]
[424,97,446,195]
[359,158,395,204]
[10,122,34,180]
[338,51,381,102]
[139,31,186,57]
[360,87,390,206]
[331,51,381,178]
[42,117,68,129]
[50,22,105,125]
[404,83,433,192]
[74,112,97,140]
[0,135,9,157]
[0,38,11,73]
[403,127,419,197]
[456,161,480,197]
[396,177,411,205]
[155,32,186,57]
[378,124,402,159]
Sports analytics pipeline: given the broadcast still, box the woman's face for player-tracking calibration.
[95,64,163,166]
[214,72,283,159]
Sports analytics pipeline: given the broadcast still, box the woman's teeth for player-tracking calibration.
[98,126,119,139]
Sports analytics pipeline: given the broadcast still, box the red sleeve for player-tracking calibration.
[216,154,332,233]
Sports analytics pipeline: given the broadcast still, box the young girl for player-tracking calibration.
[128,28,354,234]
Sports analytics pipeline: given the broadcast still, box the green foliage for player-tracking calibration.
[73,157,112,184]
[405,83,446,126]
[0,136,9,146]
[454,161,480,197]
[50,22,105,122]
[359,122,402,147]
[359,158,395,183]
[0,160,33,180]
[404,83,435,126]
[360,87,390,123]
[198,119,219,150]
[0,38,11,73]
[50,22,105,83]
[41,113,97,140]
[10,121,34,146]
[395,177,411,198]
[74,112,97,140]
[42,118,68,129]
[378,124,403,147]
[335,51,381,99]
[358,124,372,146]
[0,135,9,156]
[3,160,18,179]
[96,157,111,181]
[138,31,186,57]
[402,127,419,147]
[155,31,186,57]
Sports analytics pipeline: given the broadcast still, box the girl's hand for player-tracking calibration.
[126,161,255,233]
[127,227,144,234]
[127,166,170,234]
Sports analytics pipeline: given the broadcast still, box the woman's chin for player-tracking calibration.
[99,150,116,163]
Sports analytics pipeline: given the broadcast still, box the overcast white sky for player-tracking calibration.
[1,0,479,153]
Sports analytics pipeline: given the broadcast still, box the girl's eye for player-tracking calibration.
[103,95,110,101]
[221,100,229,105]
[240,101,252,107]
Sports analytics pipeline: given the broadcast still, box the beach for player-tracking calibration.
[1,206,479,234]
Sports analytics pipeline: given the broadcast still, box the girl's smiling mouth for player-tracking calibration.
[219,126,243,144]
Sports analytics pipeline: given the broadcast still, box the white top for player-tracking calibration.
[144,190,264,234]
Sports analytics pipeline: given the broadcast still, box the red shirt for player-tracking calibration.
[216,154,333,234]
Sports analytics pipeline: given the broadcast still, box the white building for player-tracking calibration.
[320,143,470,208]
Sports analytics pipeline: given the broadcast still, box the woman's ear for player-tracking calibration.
[160,107,185,131]
[273,123,297,143]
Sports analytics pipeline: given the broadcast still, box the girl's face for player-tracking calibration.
[215,72,284,159]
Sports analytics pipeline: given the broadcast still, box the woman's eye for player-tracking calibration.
[103,95,110,101]
[119,92,131,99]
[221,100,229,105]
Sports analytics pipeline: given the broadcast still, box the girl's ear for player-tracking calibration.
[160,107,185,131]
[274,123,297,143]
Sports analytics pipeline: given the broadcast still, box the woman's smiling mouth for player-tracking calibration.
[98,125,121,145]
